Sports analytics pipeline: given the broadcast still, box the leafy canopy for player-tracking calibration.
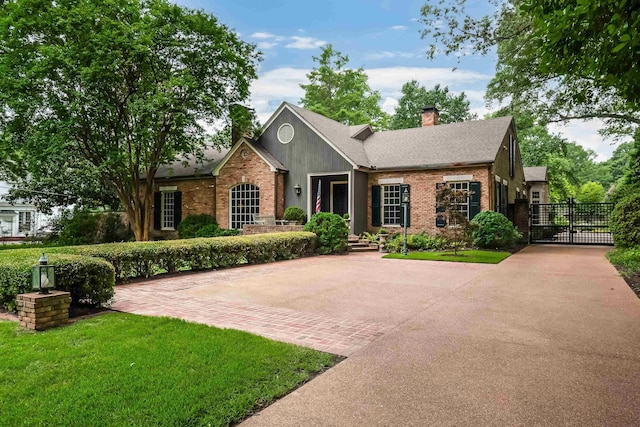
[0,0,260,240]
[300,45,388,130]
[389,81,476,130]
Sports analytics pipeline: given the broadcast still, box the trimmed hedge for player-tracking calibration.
[611,192,640,248]
[59,232,318,281]
[471,211,522,249]
[0,250,115,311]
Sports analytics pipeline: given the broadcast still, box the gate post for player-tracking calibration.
[568,197,574,244]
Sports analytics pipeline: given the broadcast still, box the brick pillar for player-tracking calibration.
[16,291,71,331]
[513,199,529,242]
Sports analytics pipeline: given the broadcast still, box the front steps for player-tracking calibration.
[348,235,379,252]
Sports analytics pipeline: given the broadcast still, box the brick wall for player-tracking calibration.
[241,224,304,235]
[16,291,70,331]
[149,177,216,239]
[513,199,530,242]
[215,141,282,229]
[367,166,491,235]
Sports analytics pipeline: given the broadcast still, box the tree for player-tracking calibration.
[436,184,472,255]
[389,81,476,130]
[577,182,605,204]
[300,45,388,129]
[0,0,260,241]
[420,0,640,134]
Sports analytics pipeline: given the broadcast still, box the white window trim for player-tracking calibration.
[160,191,175,231]
[277,123,295,144]
[378,177,404,185]
[229,183,260,230]
[444,174,473,182]
[381,183,402,227]
[448,181,471,221]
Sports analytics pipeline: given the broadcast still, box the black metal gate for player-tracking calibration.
[530,199,614,245]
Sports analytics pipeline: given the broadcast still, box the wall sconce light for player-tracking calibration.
[294,184,302,195]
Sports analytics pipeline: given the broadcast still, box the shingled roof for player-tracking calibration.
[285,102,513,170]
[154,147,229,179]
[524,166,548,182]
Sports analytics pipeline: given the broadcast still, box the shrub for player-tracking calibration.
[385,232,447,253]
[471,211,522,249]
[607,247,640,277]
[283,206,307,224]
[48,210,131,245]
[0,250,115,311]
[177,214,217,239]
[61,232,318,281]
[303,212,349,254]
[611,192,640,248]
[194,224,240,238]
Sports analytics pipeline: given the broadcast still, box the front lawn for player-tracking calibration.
[0,313,336,426]
[383,250,510,264]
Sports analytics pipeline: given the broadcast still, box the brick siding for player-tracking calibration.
[367,166,491,235]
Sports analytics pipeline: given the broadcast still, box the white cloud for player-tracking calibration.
[363,51,419,60]
[389,25,407,30]
[548,120,625,162]
[257,41,279,50]
[250,32,277,39]
[285,36,327,49]
[381,97,398,114]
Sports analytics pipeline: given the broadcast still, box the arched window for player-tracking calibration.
[230,183,259,229]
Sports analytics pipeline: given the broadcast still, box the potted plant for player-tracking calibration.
[342,213,351,228]
[283,206,307,225]
[377,227,389,243]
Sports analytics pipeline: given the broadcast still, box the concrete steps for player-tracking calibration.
[348,235,379,252]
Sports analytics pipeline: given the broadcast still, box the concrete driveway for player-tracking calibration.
[112,245,640,425]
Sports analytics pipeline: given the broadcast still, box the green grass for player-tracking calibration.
[0,313,336,426]
[383,250,511,264]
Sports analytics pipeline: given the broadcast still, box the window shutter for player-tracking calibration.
[436,215,446,228]
[371,185,381,226]
[153,192,161,230]
[174,191,182,228]
[469,181,481,220]
[435,183,445,213]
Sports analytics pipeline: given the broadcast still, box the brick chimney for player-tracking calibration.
[421,106,439,127]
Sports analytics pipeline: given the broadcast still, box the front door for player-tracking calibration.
[331,182,348,217]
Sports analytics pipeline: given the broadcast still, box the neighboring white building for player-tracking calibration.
[524,166,550,205]
[0,182,50,240]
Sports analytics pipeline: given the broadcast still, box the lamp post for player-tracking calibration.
[401,185,410,256]
[32,253,55,294]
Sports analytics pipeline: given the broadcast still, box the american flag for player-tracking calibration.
[315,180,322,213]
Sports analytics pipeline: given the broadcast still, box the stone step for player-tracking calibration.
[349,245,379,252]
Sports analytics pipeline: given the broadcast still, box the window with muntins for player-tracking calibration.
[382,184,401,226]
[449,181,470,220]
[532,190,540,205]
[161,192,175,230]
[231,183,260,229]
[18,211,32,232]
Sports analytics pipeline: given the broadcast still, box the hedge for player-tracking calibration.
[59,232,318,281]
[0,250,115,311]
[0,232,317,311]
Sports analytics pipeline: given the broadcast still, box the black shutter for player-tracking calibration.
[153,192,161,230]
[174,191,182,228]
[435,183,446,227]
[501,183,508,215]
[372,185,381,226]
[469,182,481,220]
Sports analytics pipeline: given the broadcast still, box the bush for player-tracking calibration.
[611,192,640,248]
[194,224,240,238]
[607,247,640,277]
[177,214,217,239]
[48,210,131,245]
[283,206,307,224]
[471,211,522,249]
[303,212,348,254]
[0,250,115,311]
[60,232,318,281]
[385,232,447,253]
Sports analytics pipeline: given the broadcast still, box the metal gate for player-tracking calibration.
[530,199,614,245]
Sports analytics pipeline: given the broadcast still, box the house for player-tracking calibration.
[148,102,526,238]
[0,182,49,240]
[524,166,549,204]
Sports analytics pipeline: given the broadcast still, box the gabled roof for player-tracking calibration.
[272,102,512,170]
[211,137,287,176]
[524,166,548,182]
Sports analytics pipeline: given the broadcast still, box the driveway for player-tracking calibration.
[111,252,491,355]
[112,245,640,425]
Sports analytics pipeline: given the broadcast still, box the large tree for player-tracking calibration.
[389,81,475,130]
[300,45,387,129]
[0,0,260,240]
[420,0,640,133]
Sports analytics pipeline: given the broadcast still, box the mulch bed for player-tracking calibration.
[619,271,640,299]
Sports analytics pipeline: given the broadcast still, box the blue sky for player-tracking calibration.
[178,0,618,161]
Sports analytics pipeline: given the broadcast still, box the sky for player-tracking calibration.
[178,0,621,162]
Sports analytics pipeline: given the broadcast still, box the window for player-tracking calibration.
[449,181,470,220]
[277,123,294,144]
[18,211,32,233]
[231,183,259,229]
[532,191,540,205]
[382,184,401,226]
[161,192,175,230]
[509,134,515,178]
